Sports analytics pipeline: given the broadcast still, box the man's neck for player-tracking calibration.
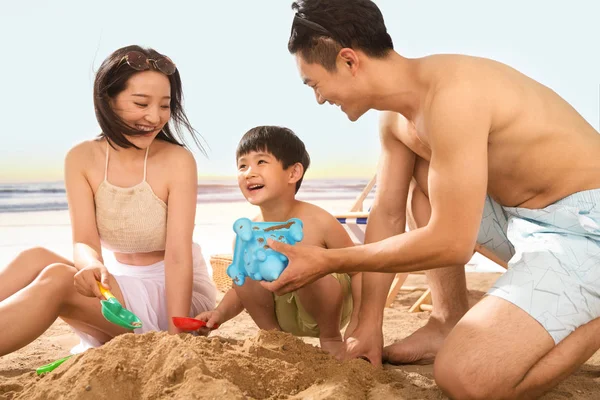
[365,52,427,121]
[259,197,299,222]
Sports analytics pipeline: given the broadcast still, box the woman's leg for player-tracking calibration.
[0,262,129,356]
[0,247,73,301]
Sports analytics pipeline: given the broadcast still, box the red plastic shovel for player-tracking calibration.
[172,317,219,331]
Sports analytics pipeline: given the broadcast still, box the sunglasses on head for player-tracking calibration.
[293,14,349,48]
[293,14,331,36]
[119,51,177,75]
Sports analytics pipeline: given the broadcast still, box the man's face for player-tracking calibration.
[296,54,369,122]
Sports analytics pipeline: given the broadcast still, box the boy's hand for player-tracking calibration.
[195,310,223,336]
[261,239,332,295]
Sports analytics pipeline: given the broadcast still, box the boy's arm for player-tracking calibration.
[214,288,245,322]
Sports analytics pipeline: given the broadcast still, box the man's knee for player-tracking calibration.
[434,347,514,400]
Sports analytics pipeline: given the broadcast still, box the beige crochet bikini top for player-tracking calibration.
[95,142,167,253]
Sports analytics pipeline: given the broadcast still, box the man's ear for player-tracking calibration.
[288,162,304,184]
[338,48,359,74]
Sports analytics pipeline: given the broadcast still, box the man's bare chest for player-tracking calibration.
[399,121,432,161]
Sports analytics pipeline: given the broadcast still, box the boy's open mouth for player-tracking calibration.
[248,184,264,191]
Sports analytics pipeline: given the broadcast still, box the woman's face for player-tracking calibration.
[111,70,172,149]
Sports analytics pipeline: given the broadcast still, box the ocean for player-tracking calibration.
[0,179,375,213]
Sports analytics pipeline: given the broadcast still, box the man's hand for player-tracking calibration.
[260,239,332,295]
[344,323,384,367]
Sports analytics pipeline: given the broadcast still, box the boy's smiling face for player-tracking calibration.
[237,150,299,206]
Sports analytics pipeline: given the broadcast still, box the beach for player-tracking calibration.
[0,184,598,399]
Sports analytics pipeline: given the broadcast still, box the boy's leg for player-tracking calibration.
[0,247,73,301]
[0,262,129,356]
[233,279,281,330]
[295,275,345,357]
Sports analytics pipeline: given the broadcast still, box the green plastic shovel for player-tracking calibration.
[36,355,73,375]
[96,282,143,330]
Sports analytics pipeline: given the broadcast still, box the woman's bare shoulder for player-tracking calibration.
[156,141,195,164]
[65,138,105,166]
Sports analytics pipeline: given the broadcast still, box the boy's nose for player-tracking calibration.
[244,167,257,178]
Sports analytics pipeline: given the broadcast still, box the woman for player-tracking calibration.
[0,45,216,355]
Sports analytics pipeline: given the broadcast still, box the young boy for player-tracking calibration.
[196,125,361,358]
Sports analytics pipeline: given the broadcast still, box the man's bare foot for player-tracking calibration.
[320,337,346,360]
[383,315,458,365]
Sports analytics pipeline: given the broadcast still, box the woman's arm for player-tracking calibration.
[64,143,109,298]
[163,148,198,334]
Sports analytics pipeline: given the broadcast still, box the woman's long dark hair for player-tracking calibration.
[93,45,206,154]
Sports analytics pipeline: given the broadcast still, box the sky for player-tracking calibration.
[1,0,599,182]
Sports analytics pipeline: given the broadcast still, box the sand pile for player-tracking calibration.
[1,330,440,400]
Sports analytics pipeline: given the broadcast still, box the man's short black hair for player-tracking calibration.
[236,126,311,193]
[288,0,393,71]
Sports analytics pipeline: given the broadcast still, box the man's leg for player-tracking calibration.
[384,159,470,364]
[233,279,281,331]
[435,296,600,399]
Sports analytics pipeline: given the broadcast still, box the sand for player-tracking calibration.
[1,273,598,400]
[0,199,596,399]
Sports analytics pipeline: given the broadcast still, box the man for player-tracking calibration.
[262,0,600,398]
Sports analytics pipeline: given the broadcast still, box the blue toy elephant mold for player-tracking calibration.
[226,217,304,286]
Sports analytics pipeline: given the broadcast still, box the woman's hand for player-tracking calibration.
[74,262,112,299]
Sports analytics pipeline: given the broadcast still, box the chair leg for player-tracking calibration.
[385,273,409,308]
[409,288,432,313]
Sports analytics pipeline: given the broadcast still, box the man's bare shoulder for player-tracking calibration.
[421,54,544,110]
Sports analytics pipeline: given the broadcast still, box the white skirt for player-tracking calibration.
[71,243,217,353]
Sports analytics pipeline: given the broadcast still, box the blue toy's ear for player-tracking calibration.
[289,218,304,242]
[233,218,253,241]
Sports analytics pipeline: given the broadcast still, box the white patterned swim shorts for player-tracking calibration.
[478,189,600,343]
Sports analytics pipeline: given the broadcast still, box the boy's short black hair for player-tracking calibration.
[288,0,394,71]
[236,126,311,193]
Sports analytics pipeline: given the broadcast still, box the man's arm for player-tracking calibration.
[358,112,416,324]
[332,87,490,274]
